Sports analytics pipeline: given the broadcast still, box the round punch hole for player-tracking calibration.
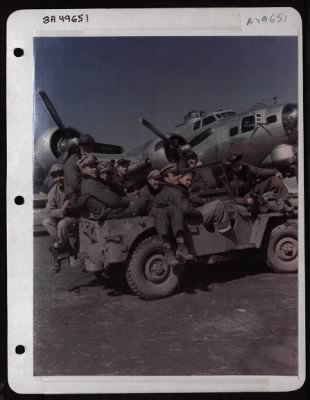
[14,196,24,205]
[15,345,25,354]
[14,48,24,57]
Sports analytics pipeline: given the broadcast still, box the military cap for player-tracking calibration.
[225,153,243,166]
[78,133,95,145]
[160,163,178,176]
[146,169,161,180]
[49,164,64,176]
[117,158,130,166]
[184,151,198,161]
[97,160,114,173]
[77,154,98,170]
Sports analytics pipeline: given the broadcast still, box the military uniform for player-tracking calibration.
[126,184,159,216]
[152,183,230,237]
[229,163,288,204]
[80,175,131,220]
[183,151,217,193]
[42,183,78,244]
[191,167,217,193]
[109,171,139,197]
[64,134,96,203]
[64,152,81,200]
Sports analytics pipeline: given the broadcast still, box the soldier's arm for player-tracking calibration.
[246,163,277,179]
[93,181,130,209]
[70,165,82,193]
[170,192,201,217]
[66,157,81,193]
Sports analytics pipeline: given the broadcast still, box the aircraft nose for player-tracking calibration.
[282,103,298,144]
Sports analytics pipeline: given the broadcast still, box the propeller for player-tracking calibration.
[38,89,123,155]
[38,89,67,131]
[139,118,211,168]
[188,128,213,147]
[282,103,298,144]
[139,118,170,142]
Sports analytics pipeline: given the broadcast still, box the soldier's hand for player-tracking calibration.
[275,171,283,179]
[62,200,70,209]
[127,190,139,199]
[245,195,255,206]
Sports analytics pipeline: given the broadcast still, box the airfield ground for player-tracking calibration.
[34,235,298,376]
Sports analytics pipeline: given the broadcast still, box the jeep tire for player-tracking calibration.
[126,236,184,300]
[266,223,298,273]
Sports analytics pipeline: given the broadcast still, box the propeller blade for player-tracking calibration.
[94,142,123,154]
[38,89,66,131]
[189,128,213,147]
[139,118,169,142]
[57,151,69,164]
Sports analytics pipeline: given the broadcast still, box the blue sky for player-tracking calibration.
[34,36,298,152]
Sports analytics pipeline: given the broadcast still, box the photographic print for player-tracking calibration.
[7,8,305,393]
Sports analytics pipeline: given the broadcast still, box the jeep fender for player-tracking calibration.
[249,213,288,248]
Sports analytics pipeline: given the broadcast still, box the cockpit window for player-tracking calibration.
[202,115,216,127]
[266,115,277,124]
[241,115,255,133]
[221,111,236,117]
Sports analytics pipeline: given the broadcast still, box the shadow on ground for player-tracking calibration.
[66,252,270,298]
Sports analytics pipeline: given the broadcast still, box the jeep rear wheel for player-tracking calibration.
[126,236,184,300]
[266,223,298,273]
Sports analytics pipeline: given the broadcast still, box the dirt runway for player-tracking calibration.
[34,236,298,376]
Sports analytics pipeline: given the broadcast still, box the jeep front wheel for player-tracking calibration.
[266,223,298,273]
[126,236,184,300]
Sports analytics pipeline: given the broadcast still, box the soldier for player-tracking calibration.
[42,164,79,271]
[225,153,288,206]
[153,164,231,265]
[109,158,132,197]
[78,154,131,220]
[180,170,231,232]
[184,150,217,192]
[151,165,192,265]
[139,169,161,215]
[97,160,115,184]
[64,133,95,205]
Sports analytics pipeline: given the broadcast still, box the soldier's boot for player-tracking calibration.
[175,237,194,262]
[50,257,61,274]
[163,243,178,267]
[48,250,61,273]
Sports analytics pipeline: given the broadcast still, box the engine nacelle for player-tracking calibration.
[34,127,63,172]
[260,144,297,174]
[34,127,80,192]
[34,127,80,172]
[132,138,170,170]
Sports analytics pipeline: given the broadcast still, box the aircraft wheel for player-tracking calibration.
[126,236,184,300]
[266,223,298,273]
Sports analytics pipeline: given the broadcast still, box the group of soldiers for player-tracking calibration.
[43,133,289,272]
